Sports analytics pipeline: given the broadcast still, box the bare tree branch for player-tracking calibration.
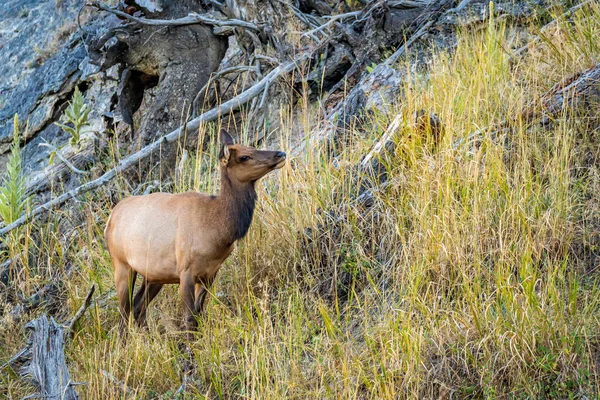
[88,0,260,32]
[302,11,361,37]
[193,65,260,114]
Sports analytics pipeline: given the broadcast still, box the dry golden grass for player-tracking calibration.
[2,3,600,399]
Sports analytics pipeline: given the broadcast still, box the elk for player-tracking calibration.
[104,129,286,333]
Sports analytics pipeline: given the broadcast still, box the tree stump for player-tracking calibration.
[19,315,79,400]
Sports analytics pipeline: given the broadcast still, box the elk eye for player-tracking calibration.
[239,155,251,162]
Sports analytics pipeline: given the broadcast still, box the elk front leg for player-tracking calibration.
[180,273,198,334]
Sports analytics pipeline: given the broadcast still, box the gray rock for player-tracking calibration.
[0,44,85,152]
[0,0,85,152]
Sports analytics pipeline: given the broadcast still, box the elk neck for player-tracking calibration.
[216,166,258,242]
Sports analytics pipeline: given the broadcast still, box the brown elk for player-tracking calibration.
[104,129,286,333]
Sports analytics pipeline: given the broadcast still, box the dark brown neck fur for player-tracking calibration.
[218,167,257,242]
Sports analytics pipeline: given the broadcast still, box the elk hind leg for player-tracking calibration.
[114,261,136,332]
[133,279,163,328]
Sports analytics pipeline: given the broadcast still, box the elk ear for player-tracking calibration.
[220,144,230,165]
[220,129,234,146]
[219,129,234,164]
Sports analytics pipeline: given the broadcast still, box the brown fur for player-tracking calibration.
[104,130,286,333]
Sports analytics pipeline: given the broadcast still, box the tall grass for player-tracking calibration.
[2,3,600,398]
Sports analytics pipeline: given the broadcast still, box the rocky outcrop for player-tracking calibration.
[0,0,227,189]
[0,0,85,153]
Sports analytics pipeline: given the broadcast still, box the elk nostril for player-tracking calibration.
[275,152,286,159]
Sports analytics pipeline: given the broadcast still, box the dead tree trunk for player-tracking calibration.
[3,285,95,400]
[19,315,80,400]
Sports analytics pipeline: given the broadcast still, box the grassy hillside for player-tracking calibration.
[2,2,600,398]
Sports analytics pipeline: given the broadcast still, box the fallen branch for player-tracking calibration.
[455,61,600,150]
[88,0,260,32]
[360,114,403,168]
[0,54,309,237]
[512,0,594,58]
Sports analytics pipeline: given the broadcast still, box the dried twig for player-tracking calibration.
[38,142,91,176]
[277,0,321,41]
[65,285,95,338]
[100,369,134,396]
[302,10,362,37]
[444,0,473,13]
[255,54,280,65]
[174,375,189,398]
[388,0,432,8]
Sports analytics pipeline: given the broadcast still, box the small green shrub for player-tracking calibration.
[0,114,29,228]
[55,87,91,146]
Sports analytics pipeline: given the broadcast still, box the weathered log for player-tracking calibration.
[20,316,81,399]
[456,61,600,150]
[1,285,95,400]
